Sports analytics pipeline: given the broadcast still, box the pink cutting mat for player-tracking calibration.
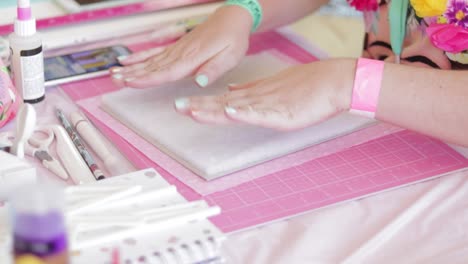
[60,31,468,232]
[79,112,468,233]
[206,130,468,232]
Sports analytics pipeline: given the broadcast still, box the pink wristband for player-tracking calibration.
[350,58,385,119]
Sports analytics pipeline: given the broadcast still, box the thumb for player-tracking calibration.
[194,50,242,88]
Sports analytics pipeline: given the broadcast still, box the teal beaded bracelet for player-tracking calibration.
[224,0,263,32]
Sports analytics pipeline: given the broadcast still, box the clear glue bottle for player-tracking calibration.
[10,184,69,264]
[8,0,45,104]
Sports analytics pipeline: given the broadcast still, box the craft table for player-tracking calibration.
[1,2,468,263]
[224,14,468,264]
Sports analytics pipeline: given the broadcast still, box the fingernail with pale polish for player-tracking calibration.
[112,74,123,80]
[196,74,209,87]
[125,77,135,82]
[225,106,237,115]
[117,55,128,61]
[175,98,190,110]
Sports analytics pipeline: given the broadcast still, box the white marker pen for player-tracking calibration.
[9,0,45,104]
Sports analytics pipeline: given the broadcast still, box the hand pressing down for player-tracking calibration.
[109,6,253,89]
[174,59,356,131]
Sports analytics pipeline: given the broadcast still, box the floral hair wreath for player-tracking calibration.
[348,0,468,64]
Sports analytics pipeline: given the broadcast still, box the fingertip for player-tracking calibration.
[188,111,209,124]
[189,110,202,119]
[117,55,130,64]
[111,75,125,88]
[227,83,239,91]
[174,97,191,113]
[124,78,146,89]
[189,110,232,125]
[110,67,123,74]
[224,106,238,115]
[111,73,123,80]
[224,106,266,127]
[224,106,245,122]
[195,74,209,88]
[195,49,239,89]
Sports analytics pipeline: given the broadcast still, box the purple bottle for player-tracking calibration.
[10,184,69,264]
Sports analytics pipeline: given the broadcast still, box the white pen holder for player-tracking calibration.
[52,125,95,184]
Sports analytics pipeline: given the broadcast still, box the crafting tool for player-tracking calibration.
[71,202,220,250]
[56,108,105,181]
[0,0,216,36]
[70,203,215,231]
[10,104,36,158]
[70,111,120,174]
[67,185,143,216]
[26,127,68,180]
[72,185,178,212]
[52,124,96,185]
[0,126,69,180]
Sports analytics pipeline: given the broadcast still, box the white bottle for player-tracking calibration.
[8,0,45,104]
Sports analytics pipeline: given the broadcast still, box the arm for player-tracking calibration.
[375,63,468,147]
[206,0,330,34]
[113,0,328,89]
[175,59,468,147]
[245,0,330,32]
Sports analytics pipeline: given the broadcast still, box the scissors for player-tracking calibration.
[0,126,69,180]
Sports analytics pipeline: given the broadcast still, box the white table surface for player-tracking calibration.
[1,3,468,263]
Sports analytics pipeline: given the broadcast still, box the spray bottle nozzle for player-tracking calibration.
[13,0,36,36]
[17,0,32,21]
[17,8,31,21]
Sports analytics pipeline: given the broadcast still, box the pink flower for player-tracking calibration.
[426,23,468,53]
[348,0,379,11]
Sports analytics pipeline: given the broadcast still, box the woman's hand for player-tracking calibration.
[174,59,356,131]
[110,6,254,88]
